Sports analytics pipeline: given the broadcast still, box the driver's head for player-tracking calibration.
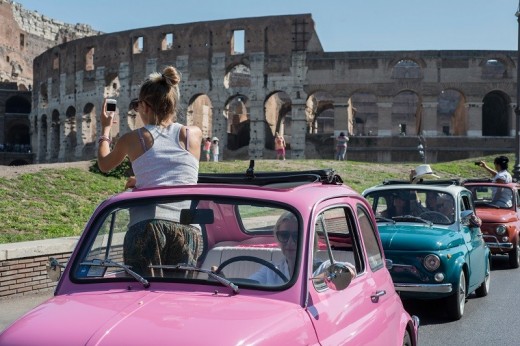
[426,192,439,209]
[274,211,299,264]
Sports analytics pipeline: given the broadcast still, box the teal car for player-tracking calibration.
[362,180,491,320]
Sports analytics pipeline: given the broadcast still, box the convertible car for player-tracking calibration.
[464,179,520,268]
[363,179,491,320]
[0,165,418,345]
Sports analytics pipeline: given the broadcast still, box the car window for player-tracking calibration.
[467,185,513,209]
[357,205,384,271]
[72,197,302,290]
[312,206,362,291]
[365,188,454,224]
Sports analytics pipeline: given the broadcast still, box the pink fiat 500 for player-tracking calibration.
[0,167,418,345]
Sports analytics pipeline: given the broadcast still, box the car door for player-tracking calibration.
[460,192,487,287]
[306,200,404,345]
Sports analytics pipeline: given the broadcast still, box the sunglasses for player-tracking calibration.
[276,230,299,244]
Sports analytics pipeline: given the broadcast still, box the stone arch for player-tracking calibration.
[50,110,60,161]
[5,122,30,153]
[39,114,48,162]
[482,91,511,136]
[223,63,251,89]
[82,103,97,159]
[481,58,510,79]
[264,91,292,150]
[349,91,378,136]
[64,106,77,161]
[305,91,334,134]
[391,90,421,136]
[5,95,31,113]
[39,83,48,108]
[224,94,249,150]
[437,89,467,135]
[187,94,213,137]
[391,59,424,79]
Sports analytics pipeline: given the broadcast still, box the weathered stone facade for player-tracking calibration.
[2,3,518,164]
[0,0,101,165]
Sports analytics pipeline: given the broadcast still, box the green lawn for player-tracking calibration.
[0,155,511,244]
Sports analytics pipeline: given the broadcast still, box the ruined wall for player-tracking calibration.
[21,12,519,164]
[0,0,102,90]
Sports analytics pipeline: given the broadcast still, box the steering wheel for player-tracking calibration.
[215,255,288,282]
[419,211,451,223]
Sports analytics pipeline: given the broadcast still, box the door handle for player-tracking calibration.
[371,290,386,303]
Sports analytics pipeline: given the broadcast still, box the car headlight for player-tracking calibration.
[423,254,441,271]
[496,225,507,235]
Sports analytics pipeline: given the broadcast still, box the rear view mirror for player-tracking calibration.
[180,209,214,225]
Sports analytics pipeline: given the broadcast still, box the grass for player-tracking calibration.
[0,154,512,244]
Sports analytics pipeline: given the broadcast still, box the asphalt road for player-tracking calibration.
[1,256,519,344]
[405,254,520,346]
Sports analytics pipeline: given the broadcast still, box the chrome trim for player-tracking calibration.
[485,242,514,250]
[395,283,452,293]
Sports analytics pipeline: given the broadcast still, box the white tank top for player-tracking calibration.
[132,123,199,189]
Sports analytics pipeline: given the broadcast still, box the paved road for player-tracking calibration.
[0,290,52,332]
[1,256,519,344]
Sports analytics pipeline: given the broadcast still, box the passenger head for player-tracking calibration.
[437,194,454,218]
[494,156,509,171]
[426,192,439,209]
[138,65,181,125]
[274,211,299,268]
[339,132,345,136]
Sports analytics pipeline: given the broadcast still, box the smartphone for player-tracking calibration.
[106,99,117,112]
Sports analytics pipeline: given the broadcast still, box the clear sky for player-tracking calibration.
[12,0,520,52]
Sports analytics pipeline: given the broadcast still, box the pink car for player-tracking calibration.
[0,167,418,345]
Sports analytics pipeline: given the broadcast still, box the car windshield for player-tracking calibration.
[466,185,514,209]
[364,188,455,225]
[72,197,301,291]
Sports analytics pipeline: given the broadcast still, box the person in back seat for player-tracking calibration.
[249,211,298,285]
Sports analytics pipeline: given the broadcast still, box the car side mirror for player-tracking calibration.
[47,257,65,282]
[385,259,393,270]
[322,262,354,291]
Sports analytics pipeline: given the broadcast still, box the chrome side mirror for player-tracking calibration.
[385,259,393,270]
[47,257,65,282]
[322,263,354,291]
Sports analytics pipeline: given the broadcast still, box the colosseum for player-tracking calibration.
[0,1,518,165]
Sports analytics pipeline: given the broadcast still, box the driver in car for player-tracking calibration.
[249,211,298,285]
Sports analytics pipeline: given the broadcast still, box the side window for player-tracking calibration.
[357,205,384,271]
[312,206,363,291]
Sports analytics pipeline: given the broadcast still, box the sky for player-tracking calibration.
[12,0,520,52]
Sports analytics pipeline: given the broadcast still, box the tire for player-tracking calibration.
[446,270,466,320]
[475,257,490,297]
[402,330,412,346]
[508,239,520,269]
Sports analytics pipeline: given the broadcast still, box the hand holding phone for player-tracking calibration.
[106,99,117,112]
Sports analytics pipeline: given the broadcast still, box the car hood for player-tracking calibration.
[475,208,518,223]
[378,224,461,251]
[0,289,313,345]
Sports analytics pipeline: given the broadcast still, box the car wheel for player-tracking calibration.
[475,257,490,297]
[508,239,520,269]
[446,270,466,320]
[402,330,412,346]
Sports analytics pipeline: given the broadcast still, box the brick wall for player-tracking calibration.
[0,237,78,298]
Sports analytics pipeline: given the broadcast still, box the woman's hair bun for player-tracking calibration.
[161,66,181,87]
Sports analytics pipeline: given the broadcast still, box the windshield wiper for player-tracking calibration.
[80,258,150,288]
[375,216,396,224]
[150,264,239,295]
[392,215,432,226]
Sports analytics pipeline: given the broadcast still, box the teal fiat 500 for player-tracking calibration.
[362,180,491,321]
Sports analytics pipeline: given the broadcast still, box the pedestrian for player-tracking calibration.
[274,132,286,160]
[97,65,202,189]
[202,137,211,162]
[335,132,349,161]
[211,137,219,162]
[476,156,512,183]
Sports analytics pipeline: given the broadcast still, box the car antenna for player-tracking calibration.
[246,159,255,179]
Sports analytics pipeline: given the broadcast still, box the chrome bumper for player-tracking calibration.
[482,235,513,250]
[394,283,452,293]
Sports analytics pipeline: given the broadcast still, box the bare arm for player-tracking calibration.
[97,98,129,172]
[179,125,203,160]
